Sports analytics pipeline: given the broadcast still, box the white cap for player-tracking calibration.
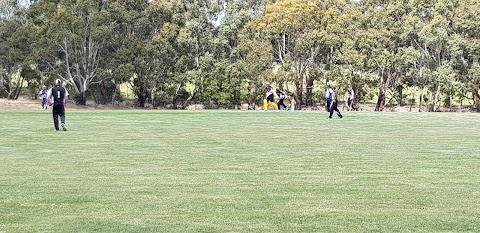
[55,79,62,86]
[326,82,331,87]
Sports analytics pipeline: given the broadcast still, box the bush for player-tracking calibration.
[89,81,122,105]
[72,94,87,105]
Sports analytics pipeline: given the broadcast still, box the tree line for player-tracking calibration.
[1,0,479,111]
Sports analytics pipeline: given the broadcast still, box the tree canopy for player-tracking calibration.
[1,0,479,111]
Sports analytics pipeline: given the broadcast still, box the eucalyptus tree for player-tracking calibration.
[168,0,262,108]
[355,0,416,111]
[0,0,33,99]
[200,0,261,107]
[175,1,216,107]
[452,0,480,110]
[0,17,22,98]
[422,0,457,111]
[0,0,19,20]
[28,0,116,104]
[399,0,458,111]
[334,1,369,107]
[234,36,274,109]
[243,0,326,107]
[104,0,172,107]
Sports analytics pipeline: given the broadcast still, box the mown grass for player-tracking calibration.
[0,110,479,232]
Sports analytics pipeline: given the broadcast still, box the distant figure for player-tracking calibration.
[263,82,278,111]
[276,88,288,111]
[346,87,355,111]
[38,85,48,110]
[47,79,69,131]
[326,82,343,119]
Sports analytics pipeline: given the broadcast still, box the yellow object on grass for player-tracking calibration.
[263,99,278,110]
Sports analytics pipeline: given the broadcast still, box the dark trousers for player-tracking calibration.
[53,104,65,130]
[328,100,342,118]
[278,99,287,110]
[42,99,48,110]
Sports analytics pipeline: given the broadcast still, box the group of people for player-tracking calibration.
[263,81,355,119]
[40,79,354,131]
[263,82,293,112]
[38,79,69,131]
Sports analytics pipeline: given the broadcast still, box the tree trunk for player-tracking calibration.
[182,86,198,109]
[132,85,149,108]
[138,94,147,108]
[295,72,303,109]
[351,86,359,111]
[444,90,451,111]
[397,85,403,106]
[0,65,5,98]
[428,87,437,112]
[459,91,464,111]
[305,77,314,106]
[248,82,256,110]
[74,92,87,105]
[473,85,479,111]
[375,81,386,111]
[418,86,424,112]
[5,67,16,99]
[375,68,387,111]
[13,77,24,99]
[375,90,385,111]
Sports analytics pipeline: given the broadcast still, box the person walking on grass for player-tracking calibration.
[276,88,288,111]
[263,82,278,111]
[325,82,343,119]
[47,79,69,131]
[38,85,48,110]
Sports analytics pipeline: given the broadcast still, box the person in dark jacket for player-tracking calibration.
[276,88,288,111]
[47,79,69,131]
[325,82,343,119]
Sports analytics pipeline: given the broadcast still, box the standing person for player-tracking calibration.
[47,79,69,131]
[325,82,343,119]
[346,87,355,111]
[263,82,278,111]
[276,88,288,111]
[38,85,48,110]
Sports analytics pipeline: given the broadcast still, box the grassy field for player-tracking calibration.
[0,110,479,232]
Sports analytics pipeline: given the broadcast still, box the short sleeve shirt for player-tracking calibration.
[48,86,69,105]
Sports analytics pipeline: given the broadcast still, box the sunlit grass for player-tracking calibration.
[0,110,479,232]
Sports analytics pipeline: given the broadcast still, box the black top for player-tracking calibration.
[51,86,67,105]
[277,90,285,100]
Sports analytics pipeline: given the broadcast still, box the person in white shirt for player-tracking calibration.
[263,82,278,111]
[38,85,48,110]
[346,87,355,111]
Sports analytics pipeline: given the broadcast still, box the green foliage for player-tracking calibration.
[2,0,480,110]
[88,80,123,104]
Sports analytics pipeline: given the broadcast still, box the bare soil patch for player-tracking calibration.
[1,97,476,112]
[0,97,129,110]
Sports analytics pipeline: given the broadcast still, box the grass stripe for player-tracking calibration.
[0,110,479,232]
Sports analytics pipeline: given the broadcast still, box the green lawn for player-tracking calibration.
[0,110,479,232]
